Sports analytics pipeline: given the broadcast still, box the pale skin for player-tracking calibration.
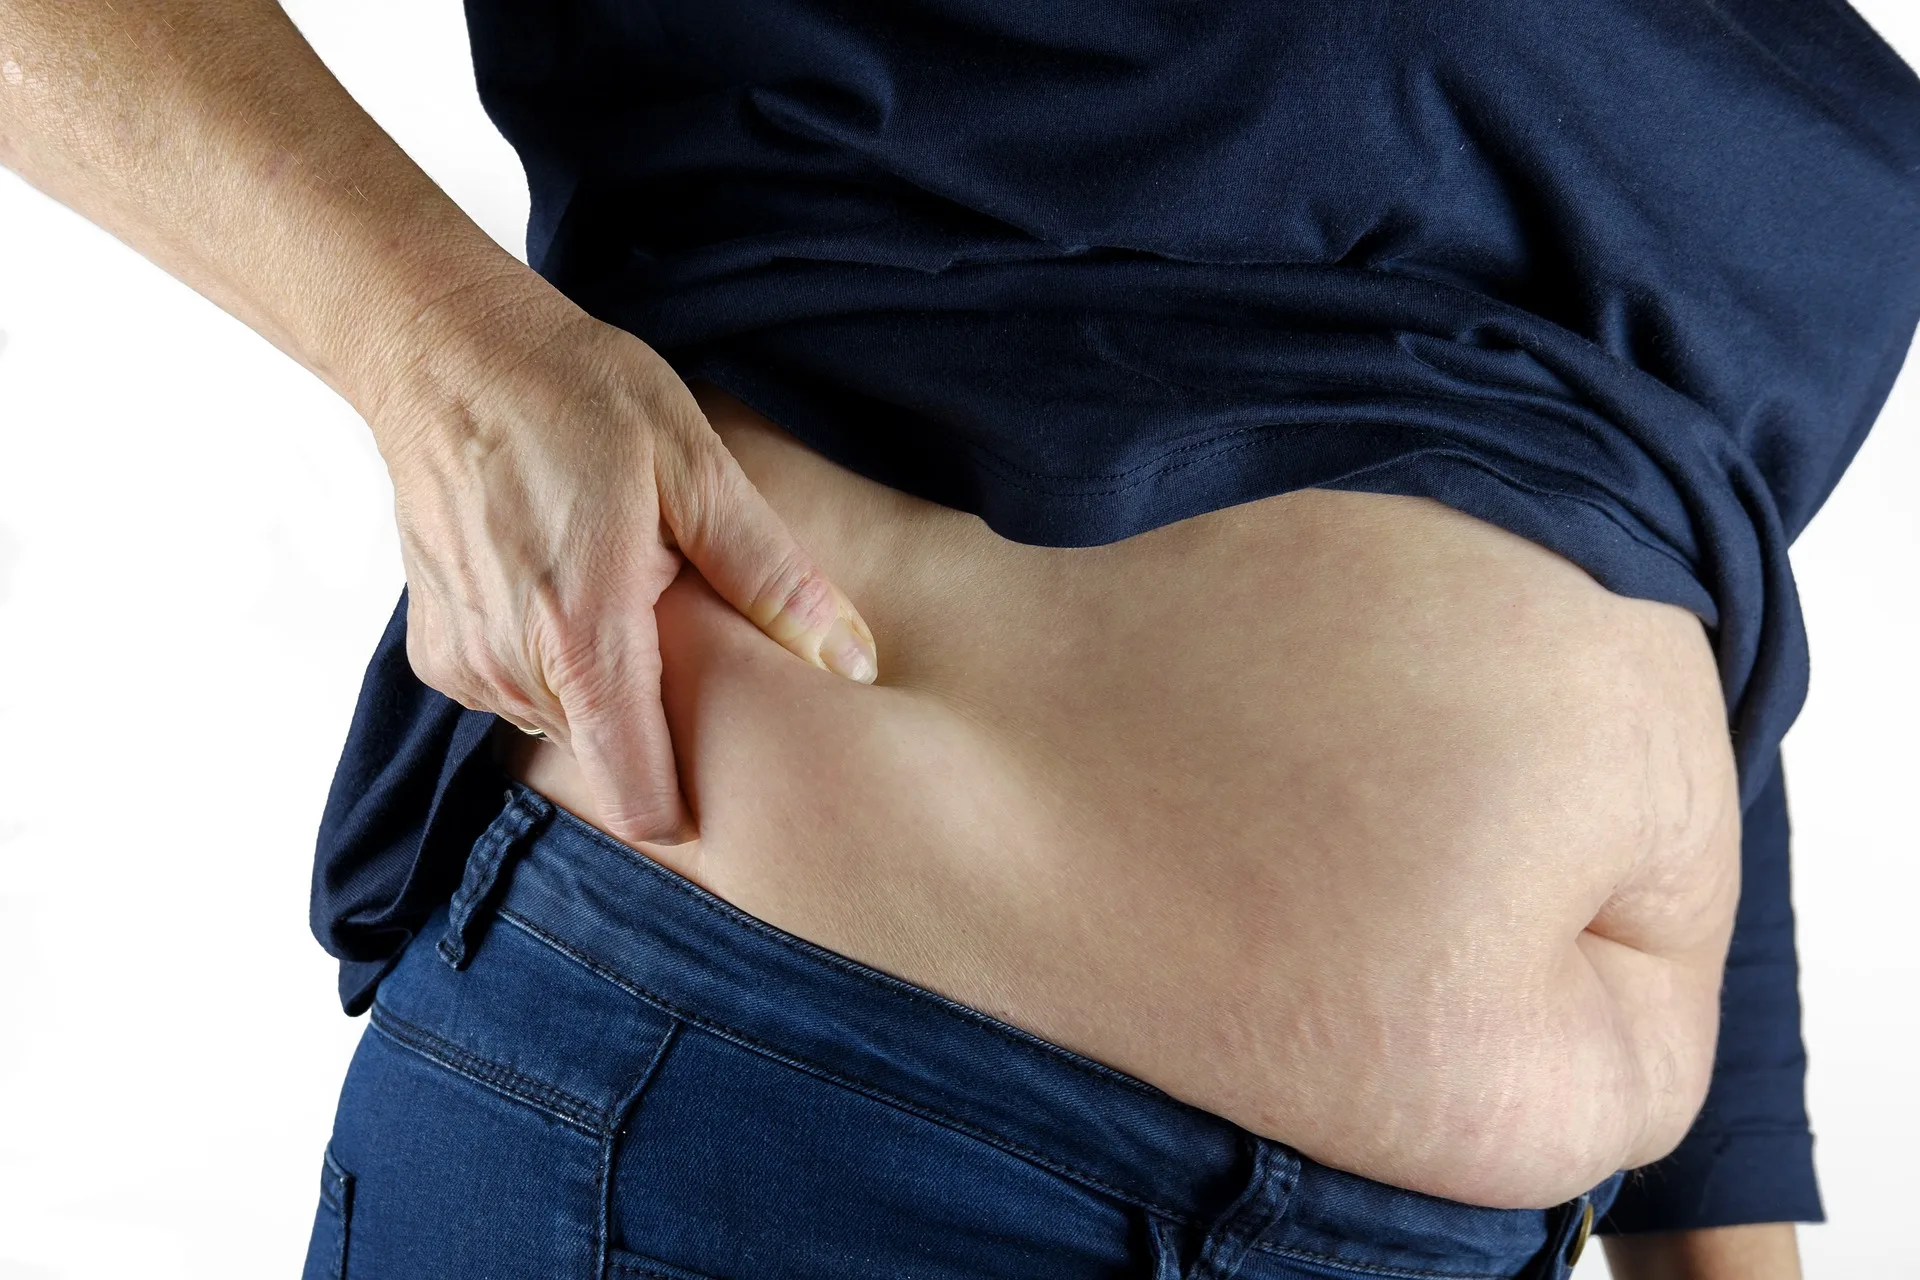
[0,1,1803,1272]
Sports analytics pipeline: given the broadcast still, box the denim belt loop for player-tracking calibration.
[1185,1135,1302,1279]
[437,786,555,970]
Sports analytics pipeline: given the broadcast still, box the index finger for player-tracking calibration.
[655,426,879,684]
[550,623,695,847]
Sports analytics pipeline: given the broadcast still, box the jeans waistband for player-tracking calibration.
[452,783,1618,1277]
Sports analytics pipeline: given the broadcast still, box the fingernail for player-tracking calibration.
[820,615,878,683]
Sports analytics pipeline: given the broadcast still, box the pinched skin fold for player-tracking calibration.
[510,383,1740,1211]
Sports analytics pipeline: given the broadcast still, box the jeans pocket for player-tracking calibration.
[607,1026,1144,1280]
[300,1145,356,1280]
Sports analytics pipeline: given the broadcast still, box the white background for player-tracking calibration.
[0,2,1913,1275]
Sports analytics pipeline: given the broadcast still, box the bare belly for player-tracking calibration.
[503,381,1741,1209]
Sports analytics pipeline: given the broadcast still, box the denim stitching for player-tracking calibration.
[495,907,1199,1228]
[599,1022,682,1280]
[439,792,547,969]
[606,1259,723,1280]
[504,797,1550,1275]
[486,906,1532,1277]
[1249,1244,1513,1280]
[319,1146,354,1280]
[535,799,1176,1100]
[1196,1140,1300,1278]
[1146,1214,1183,1280]
[369,1001,609,1137]
[318,1157,343,1214]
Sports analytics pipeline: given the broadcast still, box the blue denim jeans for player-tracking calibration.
[304,785,1620,1279]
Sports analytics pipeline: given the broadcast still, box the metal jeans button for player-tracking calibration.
[1564,1199,1596,1269]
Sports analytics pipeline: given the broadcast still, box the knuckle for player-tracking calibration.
[657,434,737,558]
[529,608,596,686]
[538,627,658,717]
[406,613,531,717]
[464,644,521,700]
[756,554,837,632]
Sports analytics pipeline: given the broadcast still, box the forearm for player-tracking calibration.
[0,0,563,443]
[1603,1223,1801,1280]
[1,0,878,848]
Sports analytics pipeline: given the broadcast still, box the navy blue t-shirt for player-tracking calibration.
[313,0,1920,1232]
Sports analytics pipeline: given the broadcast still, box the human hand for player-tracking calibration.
[0,0,867,846]
[380,298,878,845]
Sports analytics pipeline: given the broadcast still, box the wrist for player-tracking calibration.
[350,257,587,473]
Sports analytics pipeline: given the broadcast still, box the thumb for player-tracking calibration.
[657,432,879,684]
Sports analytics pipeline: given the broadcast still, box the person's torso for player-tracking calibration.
[312,3,1917,1208]
[504,384,1741,1209]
